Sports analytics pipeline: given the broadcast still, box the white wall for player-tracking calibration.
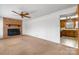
[23,6,77,43]
[0,17,3,38]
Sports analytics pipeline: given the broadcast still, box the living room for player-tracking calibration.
[0,4,79,55]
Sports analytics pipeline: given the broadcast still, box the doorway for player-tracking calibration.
[60,12,78,48]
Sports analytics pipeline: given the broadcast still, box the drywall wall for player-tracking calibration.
[23,6,77,43]
[0,17,3,38]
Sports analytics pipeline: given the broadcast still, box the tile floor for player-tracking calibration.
[60,36,78,48]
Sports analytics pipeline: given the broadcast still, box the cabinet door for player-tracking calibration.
[60,20,66,28]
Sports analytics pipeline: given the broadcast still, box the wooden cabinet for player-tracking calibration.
[60,18,78,37]
[60,20,66,28]
[61,30,77,37]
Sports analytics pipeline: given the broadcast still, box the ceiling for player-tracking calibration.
[0,4,76,19]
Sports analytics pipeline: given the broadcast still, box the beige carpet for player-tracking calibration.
[0,35,78,55]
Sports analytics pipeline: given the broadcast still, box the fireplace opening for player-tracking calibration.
[8,29,20,36]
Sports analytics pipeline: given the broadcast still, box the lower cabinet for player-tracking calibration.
[61,30,77,37]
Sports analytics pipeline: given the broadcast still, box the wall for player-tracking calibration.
[23,6,76,43]
[0,17,3,38]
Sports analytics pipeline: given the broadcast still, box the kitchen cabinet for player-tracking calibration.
[61,30,77,37]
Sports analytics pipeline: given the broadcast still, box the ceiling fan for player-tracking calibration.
[12,11,31,18]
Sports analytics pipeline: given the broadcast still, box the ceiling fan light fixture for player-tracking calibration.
[12,11,31,18]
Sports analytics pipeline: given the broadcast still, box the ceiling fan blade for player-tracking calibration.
[24,13,29,15]
[24,16,31,18]
[12,11,20,15]
[21,11,29,15]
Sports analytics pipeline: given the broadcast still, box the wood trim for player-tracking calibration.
[76,5,79,48]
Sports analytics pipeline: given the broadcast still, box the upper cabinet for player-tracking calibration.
[60,20,66,28]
